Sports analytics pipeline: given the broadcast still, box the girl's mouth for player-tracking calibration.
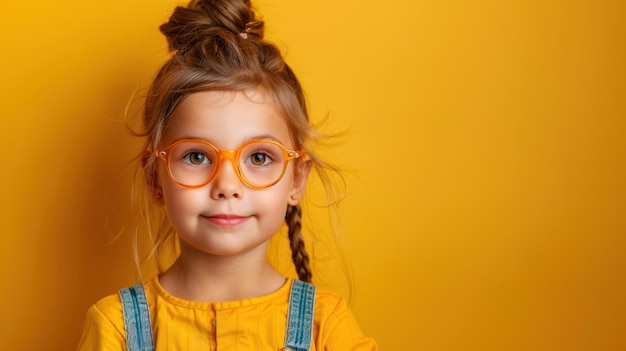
[202,214,250,227]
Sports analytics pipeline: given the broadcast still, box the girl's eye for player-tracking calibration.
[247,152,272,166]
[182,151,211,165]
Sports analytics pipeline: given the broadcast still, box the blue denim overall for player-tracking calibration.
[119,280,316,351]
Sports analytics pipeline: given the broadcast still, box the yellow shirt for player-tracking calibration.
[78,277,377,350]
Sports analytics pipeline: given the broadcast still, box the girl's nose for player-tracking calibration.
[210,159,243,199]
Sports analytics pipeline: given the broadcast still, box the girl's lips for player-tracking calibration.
[202,214,250,227]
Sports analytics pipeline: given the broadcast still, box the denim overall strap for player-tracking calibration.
[284,280,316,351]
[119,284,155,351]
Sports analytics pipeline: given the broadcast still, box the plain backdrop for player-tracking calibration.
[0,0,624,349]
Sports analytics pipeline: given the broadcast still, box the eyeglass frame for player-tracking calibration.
[155,139,303,189]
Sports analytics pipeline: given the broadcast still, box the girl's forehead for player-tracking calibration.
[162,90,292,148]
[185,89,272,106]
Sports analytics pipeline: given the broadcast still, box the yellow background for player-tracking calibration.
[1,0,624,349]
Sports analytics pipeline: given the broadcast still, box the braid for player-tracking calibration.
[285,205,312,282]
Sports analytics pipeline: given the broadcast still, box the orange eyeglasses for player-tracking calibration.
[156,139,302,189]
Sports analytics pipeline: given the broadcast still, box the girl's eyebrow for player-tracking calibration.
[243,134,285,143]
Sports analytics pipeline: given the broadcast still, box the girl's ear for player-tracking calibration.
[288,157,312,206]
[142,150,164,206]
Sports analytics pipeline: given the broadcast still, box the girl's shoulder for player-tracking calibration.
[78,290,127,350]
[312,285,349,314]
[86,278,158,327]
[315,288,359,326]
[311,286,379,350]
[89,290,125,324]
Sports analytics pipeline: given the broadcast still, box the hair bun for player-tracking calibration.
[160,0,264,52]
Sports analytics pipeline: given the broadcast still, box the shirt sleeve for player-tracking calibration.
[316,297,378,351]
[77,303,126,351]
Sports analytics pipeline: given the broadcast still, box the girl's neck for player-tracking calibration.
[158,249,285,303]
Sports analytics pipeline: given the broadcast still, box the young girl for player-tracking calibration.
[78,0,376,350]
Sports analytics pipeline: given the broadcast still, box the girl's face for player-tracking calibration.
[155,90,309,259]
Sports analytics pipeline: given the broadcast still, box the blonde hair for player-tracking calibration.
[133,0,343,284]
